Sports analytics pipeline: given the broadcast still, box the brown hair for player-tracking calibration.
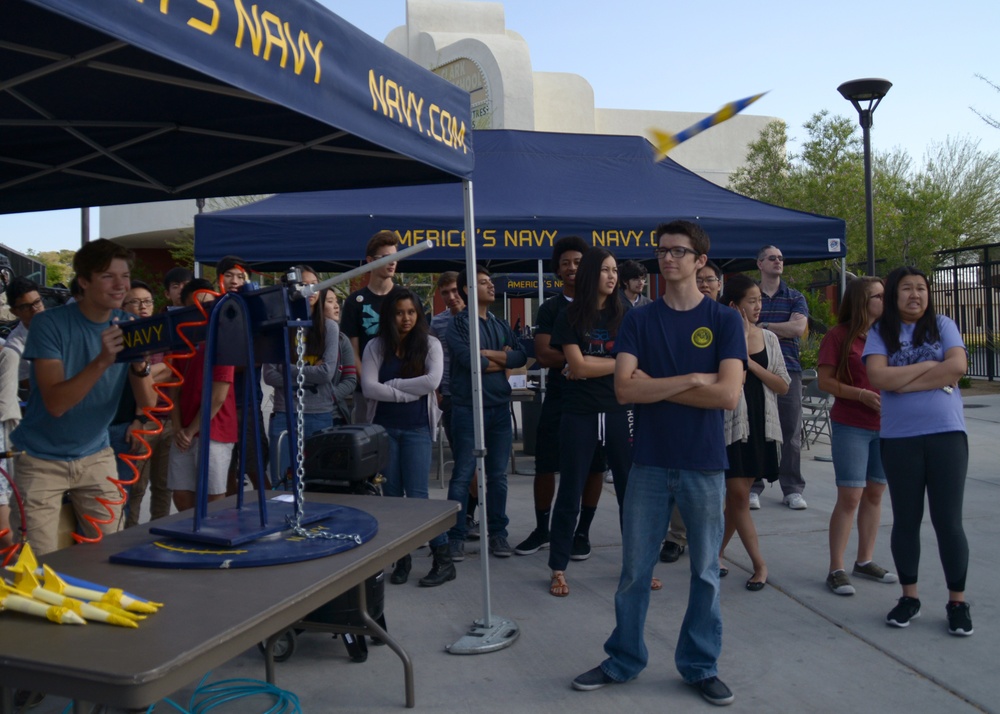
[366,230,400,258]
[437,271,460,289]
[72,239,133,280]
[835,276,884,384]
[654,220,710,256]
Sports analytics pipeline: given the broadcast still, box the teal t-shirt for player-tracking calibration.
[13,303,130,460]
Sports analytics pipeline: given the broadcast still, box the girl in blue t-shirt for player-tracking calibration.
[862,267,972,636]
[548,248,635,597]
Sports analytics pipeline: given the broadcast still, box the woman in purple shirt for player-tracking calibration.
[863,267,972,636]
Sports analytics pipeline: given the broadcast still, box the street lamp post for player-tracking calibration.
[838,78,892,277]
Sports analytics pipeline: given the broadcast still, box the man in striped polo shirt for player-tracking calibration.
[752,245,810,510]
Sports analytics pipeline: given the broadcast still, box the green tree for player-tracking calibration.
[729,112,1000,277]
[27,249,75,286]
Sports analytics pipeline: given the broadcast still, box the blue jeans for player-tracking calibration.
[447,404,512,541]
[383,424,445,548]
[602,463,725,684]
[268,411,333,489]
[830,422,885,488]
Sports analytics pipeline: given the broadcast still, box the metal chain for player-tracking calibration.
[288,325,361,544]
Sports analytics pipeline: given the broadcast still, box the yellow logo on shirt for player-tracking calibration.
[691,327,713,348]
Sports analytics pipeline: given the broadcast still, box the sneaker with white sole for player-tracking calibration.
[946,601,973,636]
[853,561,898,583]
[886,596,921,627]
[572,666,616,691]
[748,493,760,510]
[783,493,807,510]
[604,470,614,484]
[827,570,855,595]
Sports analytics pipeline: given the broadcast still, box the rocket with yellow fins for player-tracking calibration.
[0,581,86,625]
[8,566,140,628]
[650,92,767,160]
[6,543,162,616]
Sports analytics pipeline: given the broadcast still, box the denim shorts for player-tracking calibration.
[830,421,886,488]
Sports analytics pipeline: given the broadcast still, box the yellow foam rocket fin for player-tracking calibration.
[41,564,69,595]
[649,128,680,161]
[10,564,42,595]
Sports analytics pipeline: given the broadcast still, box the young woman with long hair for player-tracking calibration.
[547,248,634,597]
[263,267,339,489]
[863,267,972,636]
[321,288,357,425]
[818,277,897,596]
[361,288,450,587]
[718,274,790,591]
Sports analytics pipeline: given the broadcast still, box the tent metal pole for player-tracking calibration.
[840,257,847,299]
[537,259,545,401]
[448,180,519,655]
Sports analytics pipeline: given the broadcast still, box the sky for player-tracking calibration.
[2,0,998,257]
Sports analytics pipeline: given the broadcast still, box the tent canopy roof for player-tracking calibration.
[195,130,846,273]
[1,0,474,215]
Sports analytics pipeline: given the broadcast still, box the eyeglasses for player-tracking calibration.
[123,298,155,308]
[654,246,700,260]
[696,277,720,286]
[762,255,784,262]
[12,298,43,312]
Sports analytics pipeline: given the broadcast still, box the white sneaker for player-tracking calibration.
[748,493,760,510]
[604,470,614,483]
[783,493,807,510]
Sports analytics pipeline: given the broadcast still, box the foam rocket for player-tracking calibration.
[0,581,86,625]
[650,92,767,160]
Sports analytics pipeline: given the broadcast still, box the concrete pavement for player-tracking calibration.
[35,394,999,713]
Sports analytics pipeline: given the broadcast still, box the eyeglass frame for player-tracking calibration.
[653,246,701,260]
[695,276,721,285]
[122,298,155,308]
[12,297,44,312]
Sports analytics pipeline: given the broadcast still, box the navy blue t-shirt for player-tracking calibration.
[550,310,625,414]
[373,354,427,430]
[616,297,746,471]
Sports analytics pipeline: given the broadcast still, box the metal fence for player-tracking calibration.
[933,244,1000,381]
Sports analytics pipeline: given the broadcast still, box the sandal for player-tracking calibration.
[651,577,663,591]
[550,571,569,597]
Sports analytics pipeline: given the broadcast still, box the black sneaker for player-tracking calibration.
[572,666,615,691]
[569,533,592,561]
[689,676,734,706]
[886,596,921,627]
[514,529,549,555]
[466,515,480,541]
[448,540,465,563]
[659,541,685,563]
[946,601,974,636]
[488,535,513,558]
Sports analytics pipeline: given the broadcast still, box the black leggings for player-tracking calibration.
[880,431,969,592]
[548,409,633,572]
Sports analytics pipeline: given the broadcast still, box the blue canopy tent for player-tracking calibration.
[194,130,846,273]
[0,0,473,213]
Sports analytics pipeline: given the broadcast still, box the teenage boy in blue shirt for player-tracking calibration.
[573,220,745,707]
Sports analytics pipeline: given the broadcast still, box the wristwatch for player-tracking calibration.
[761,322,769,330]
[131,360,151,377]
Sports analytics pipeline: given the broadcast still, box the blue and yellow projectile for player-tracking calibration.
[650,92,767,160]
